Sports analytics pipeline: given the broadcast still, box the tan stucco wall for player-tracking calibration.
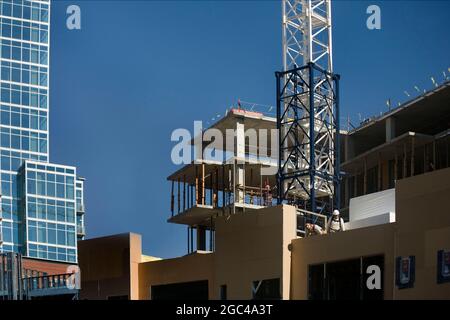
[137,205,297,300]
[291,167,450,300]
[138,252,215,300]
[213,204,296,299]
[393,167,450,299]
[282,205,297,299]
[290,223,396,299]
[129,233,142,300]
[79,169,450,300]
[78,233,140,300]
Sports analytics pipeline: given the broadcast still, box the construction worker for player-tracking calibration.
[262,180,272,206]
[305,223,324,236]
[326,209,345,233]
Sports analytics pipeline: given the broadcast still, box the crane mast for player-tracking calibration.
[282,0,333,73]
[276,0,340,216]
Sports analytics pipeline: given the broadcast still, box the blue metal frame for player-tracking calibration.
[276,62,341,216]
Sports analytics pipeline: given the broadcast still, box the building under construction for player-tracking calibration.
[340,81,450,219]
[78,80,450,300]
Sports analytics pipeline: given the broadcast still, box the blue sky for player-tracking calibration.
[49,0,450,258]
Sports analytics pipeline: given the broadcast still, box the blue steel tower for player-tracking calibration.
[277,0,340,216]
[0,0,85,263]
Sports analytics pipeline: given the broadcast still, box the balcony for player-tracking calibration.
[77,225,85,236]
[1,253,81,300]
[167,159,277,227]
[77,204,85,214]
[23,273,80,298]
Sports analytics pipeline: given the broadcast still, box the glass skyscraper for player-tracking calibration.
[0,0,85,263]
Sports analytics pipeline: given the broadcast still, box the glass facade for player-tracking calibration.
[23,161,77,263]
[0,0,84,263]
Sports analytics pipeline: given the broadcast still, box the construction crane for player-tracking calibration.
[276,0,340,216]
[282,0,333,74]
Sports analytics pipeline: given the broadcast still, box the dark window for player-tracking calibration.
[327,259,361,300]
[366,166,378,193]
[151,280,208,300]
[348,176,355,203]
[107,295,128,300]
[435,137,450,170]
[308,264,325,300]
[397,156,404,179]
[308,255,384,300]
[220,285,227,300]
[356,173,364,196]
[252,278,280,300]
[388,159,395,188]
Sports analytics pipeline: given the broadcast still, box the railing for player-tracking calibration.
[171,181,232,216]
[230,102,276,118]
[236,185,274,207]
[23,272,80,295]
[170,182,276,217]
[296,208,328,238]
[1,253,80,300]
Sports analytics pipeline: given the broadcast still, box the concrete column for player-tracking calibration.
[386,117,396,142]
[236,121,245,159]
[235,121,245,203]
[235,164,244,203]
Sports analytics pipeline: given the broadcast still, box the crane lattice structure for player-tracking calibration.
[276,0,340,215]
